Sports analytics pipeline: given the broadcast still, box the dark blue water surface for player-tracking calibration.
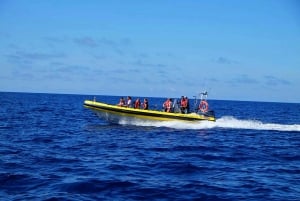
[0,92,299,201]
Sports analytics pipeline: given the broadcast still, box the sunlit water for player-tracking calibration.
[0,92,299,200]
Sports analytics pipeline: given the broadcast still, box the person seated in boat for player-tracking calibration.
[117,97,125,106]
[180,96,188,114]
[134,98,141,109]
[126,96,132,107]
[163,98,172,112]
[172,99,181,113]
[186,96,190,113]
[143,98,148,110]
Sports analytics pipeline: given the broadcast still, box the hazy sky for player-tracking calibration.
[0,0,299,102]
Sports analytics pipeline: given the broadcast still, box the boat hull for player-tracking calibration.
[84,100,216,123]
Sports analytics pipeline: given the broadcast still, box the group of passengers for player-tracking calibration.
[117,96,148,110]
[163,96,189,114]
[117,96,189,113]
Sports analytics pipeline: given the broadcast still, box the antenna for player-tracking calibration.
[200,91,208,100]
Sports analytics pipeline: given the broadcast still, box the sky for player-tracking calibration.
[0,0,299,103]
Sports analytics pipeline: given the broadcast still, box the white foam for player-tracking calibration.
[118,116,300,132]
[215,116,300,132]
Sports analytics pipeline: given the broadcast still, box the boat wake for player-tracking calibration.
[119,116,300,132]
[214,116,300,132]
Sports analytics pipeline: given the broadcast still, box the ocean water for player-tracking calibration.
[0,92,299,201]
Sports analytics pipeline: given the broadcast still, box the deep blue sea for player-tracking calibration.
[1,92,300,201]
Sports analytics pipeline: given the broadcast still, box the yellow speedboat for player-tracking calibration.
[84,96,215,123]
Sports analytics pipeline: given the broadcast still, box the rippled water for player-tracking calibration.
[0,92,299,200]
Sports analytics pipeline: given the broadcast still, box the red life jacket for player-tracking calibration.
[164,100,172,112]
[134,100,140,108]
[181,99,187,107]
[164,100,171,108]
